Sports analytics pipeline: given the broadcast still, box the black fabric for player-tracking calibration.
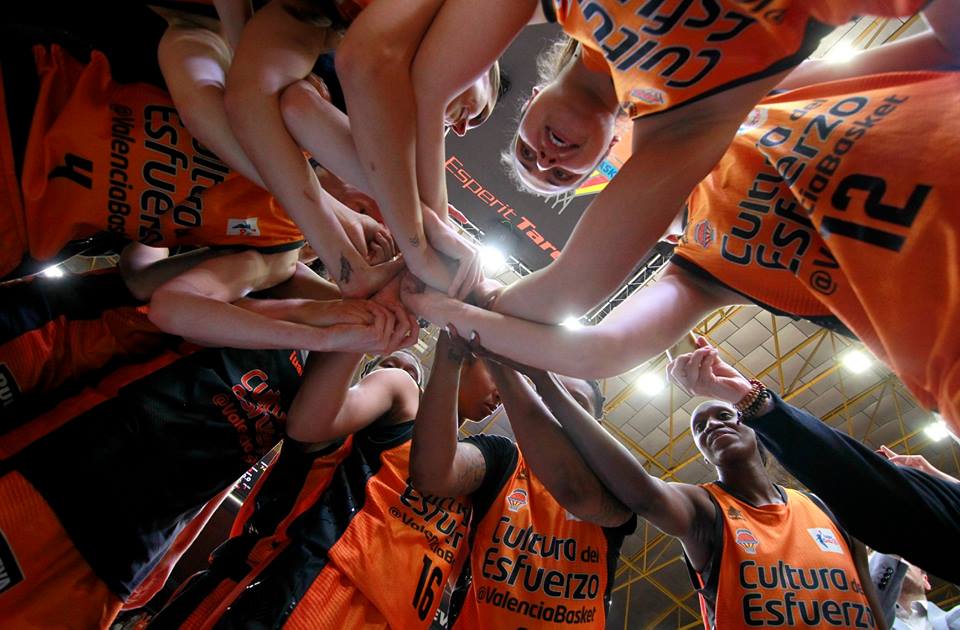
[670,256,859,340]
[210,421,414,629]
[601,513,636,612]
[13,346,302,598]
[0,271,141,346]
[682,489,724,630]
[147,439,343,629]
[745,394,960,583]
[460,434,519,529]
[540,0,557,23]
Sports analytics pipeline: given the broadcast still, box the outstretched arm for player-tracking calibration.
[147,249,399,353]
[402,265,734,378]
[410,330,489,497]
[224,0,392,297]
[493,69,790,323]
[483,359,631,527]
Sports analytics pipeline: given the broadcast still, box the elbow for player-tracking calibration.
[409,464,449,498]
[279,80,314,132]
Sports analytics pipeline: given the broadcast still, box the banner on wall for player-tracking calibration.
[444,25,632,271]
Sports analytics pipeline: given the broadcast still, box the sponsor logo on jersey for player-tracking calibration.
[726,506,744,520]
[0,364,21,408]
[808,527,844,554]
[506,488,528,512]
[0,530,24,594]
[735,528,760,555]
[692,219,715,249]
[737,107,768,135]
[629,87,666,106]
[227,218,260,237]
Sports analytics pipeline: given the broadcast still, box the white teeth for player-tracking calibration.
[548,131,568,147]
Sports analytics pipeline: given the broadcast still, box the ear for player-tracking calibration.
[531,86,541,98]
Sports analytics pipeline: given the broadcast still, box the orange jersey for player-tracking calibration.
[692,483,874,629]
[0,271,169,409]
[674,70,960,427]
[159,422,473,629]
[454,446,633,629]
[10,44,303,277]
[547,0,926,119]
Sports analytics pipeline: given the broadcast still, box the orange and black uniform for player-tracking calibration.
[673,70,960,429]
[0,270,171,410]
[0,345,304,628]
[687,483,875,629]
[543,0,928,119]
[151,420,475,629]
[450,437,636,629]
[0,41,305,280]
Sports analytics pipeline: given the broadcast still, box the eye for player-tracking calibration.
[719,411,734,421]
[551,168,574,182]
[517,139,536,162]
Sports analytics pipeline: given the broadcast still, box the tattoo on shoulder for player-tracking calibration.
[339,255,353,284]
[408,236,420,248]
[456,446,487,495]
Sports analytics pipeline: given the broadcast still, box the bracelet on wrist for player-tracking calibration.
[735,379,771,420]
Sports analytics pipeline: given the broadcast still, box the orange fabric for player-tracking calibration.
[179,579,237,630]
[0,303,163,400]
[0,472,122,630]
[551,0,925,119]
[675,71,960,428]
[0,63,28,278]
[455,452,611,629]
[700,484,875,628]
[14,44,303,276]
[283,564,390,629]
[121,486,232,611]
[0,346,190,458]
[323,441,472,628]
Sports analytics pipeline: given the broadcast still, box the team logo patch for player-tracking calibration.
[227,218,261,237]
[808,528,844,554]
[0,529,24,594]
[629,87,666,106]
[506,488,528,512]
[726,506,744,520]
[737,107,768,135]
[692,220,716,249]
[735,528,760,555]
[0,364,21,408]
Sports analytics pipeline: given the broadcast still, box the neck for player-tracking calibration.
[564,53,620,114]
[717,460,781,506]
[897,587,927,612]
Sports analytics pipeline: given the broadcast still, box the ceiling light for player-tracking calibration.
[924,417,951,442]
[841,349,871,374]
[560,317,584,330]
[636,372,665,396]
[823,42,858,64]
[480,246,506,274]
[42,265,64,278]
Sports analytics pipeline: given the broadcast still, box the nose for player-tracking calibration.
[536,149,557,170]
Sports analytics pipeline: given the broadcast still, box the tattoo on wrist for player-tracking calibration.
[339,255,353,285]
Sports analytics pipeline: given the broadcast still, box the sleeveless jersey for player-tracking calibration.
[691,483,875,629]
[454,442,634,629]
[674,70,960,425]
[168,421,473,629]
[0,270,170,410]
[7,345,304,598]
[147,438,353,629]
[545,0,926,119]
[10,44,303,276]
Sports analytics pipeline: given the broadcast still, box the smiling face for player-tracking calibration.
[511,83,618,194]
[690,401,762,468]
[444,68,497,137]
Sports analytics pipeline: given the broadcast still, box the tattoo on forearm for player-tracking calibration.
[456,448,487,494]
[339,255,353,285]
[408,236,420,248]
